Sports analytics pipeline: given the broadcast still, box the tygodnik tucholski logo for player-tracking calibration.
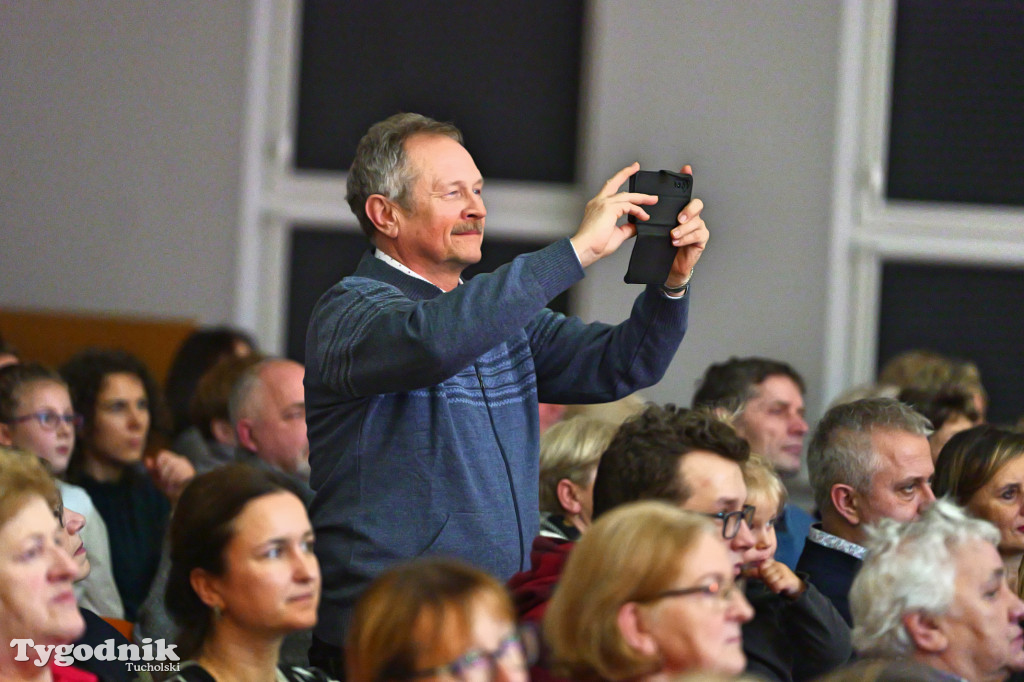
[10,637,181,672]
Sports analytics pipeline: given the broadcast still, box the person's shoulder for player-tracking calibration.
[278,665,338,682]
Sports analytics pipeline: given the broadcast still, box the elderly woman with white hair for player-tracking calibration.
[849,498,1024,682]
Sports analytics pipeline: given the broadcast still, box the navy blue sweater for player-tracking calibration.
[305,239,689,644]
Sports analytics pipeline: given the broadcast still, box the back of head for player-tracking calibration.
[692,357,805,412]
[807,397,931,513]
[849,498,999,658]
[544,501,715,682]
[933,424,1024,505]
[0,445,60,528]
[165,463,304,659]
[165,326,256,436]
[346,113,464,242]
[897,386,979,432]
[592,404,749,519]
[346,557,514,682]
[539,416,617,515]
[879,350,986,409]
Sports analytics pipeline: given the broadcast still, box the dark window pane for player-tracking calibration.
[295,0,583,182]
[877,260,1024,424]
[886,0,1024,206]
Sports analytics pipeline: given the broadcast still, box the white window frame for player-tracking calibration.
[823,0,1024,404]
[233,0,584,353]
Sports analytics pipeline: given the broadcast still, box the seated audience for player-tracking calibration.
[898,386,981,460]
[798,397,934,624]
[181,353,263,473]
[347,557,530,682]
[545,500,754,680]
[0,362,123,618]
[61,348,194,620]
[509,404,754,628]
[692,357,813,568]
[933,424,1024,593]
[739,455,851,681]
[164,464,332,682]
[508,416,616,623]
[850,499,1024,682]
[164,326,255,441]
[229,358,310,486]
[0,446,88,681]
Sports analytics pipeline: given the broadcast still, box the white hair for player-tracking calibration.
[850,498,1000,657]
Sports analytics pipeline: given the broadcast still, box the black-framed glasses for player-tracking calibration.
[642,577,747,605]
[408,627,536,682]
[6,411,83,432]
[702,505,755,540]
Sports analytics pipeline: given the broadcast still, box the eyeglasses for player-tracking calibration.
[642,577,747,605]
[6,411,83,431]
[408,628,535,682]
[702,505,756,540]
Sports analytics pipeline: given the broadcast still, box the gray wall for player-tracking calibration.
[0,1,841,421]
[0,0,248,324]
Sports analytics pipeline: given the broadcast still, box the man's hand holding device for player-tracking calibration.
[569,163,708,295]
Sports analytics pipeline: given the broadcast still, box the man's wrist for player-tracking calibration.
[661,267,694,296]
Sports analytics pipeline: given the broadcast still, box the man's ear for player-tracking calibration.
[904,611,949,654]
[210,418,236,447]
[0,423,13,446]
[236,419,258,453]
[556,479,583,516]
[617,602,659,657]
[365,194,401,240]
[831,483,862,526]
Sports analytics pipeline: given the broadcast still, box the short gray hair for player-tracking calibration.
[850,498,999,658]
[808,397,932,512]
[346,113,463,241]
[228,358,270,426]
[538,417,617,515]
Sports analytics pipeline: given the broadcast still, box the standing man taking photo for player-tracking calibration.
[304,113,709,672]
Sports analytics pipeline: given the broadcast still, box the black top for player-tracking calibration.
[165,662,335,682]
[73,608,135,682]
[795,536,863,626]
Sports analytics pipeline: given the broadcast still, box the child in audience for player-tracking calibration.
[0,362,124,619]
[741,455,852,682]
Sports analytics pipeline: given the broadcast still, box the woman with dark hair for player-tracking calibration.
[164,464,330,681]
[164,327,255,439]
[61,348,194,620]
[933,424,1024,592]
[346,557,530,682]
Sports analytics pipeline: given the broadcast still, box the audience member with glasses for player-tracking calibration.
[545,501,754,680]
[0,445,89,681]
[347,557,535,682]
[0,362,124,619]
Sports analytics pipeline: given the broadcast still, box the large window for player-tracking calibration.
[236,0,587,353]
[823,0,1024,405]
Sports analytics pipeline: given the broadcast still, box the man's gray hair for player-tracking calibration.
[849,498,999,658]
[807,397,932,512]
[228,358,271,426]
[346,113,464,241]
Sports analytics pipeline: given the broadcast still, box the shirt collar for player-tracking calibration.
[806,524,867,560]
[374,250,462,289]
